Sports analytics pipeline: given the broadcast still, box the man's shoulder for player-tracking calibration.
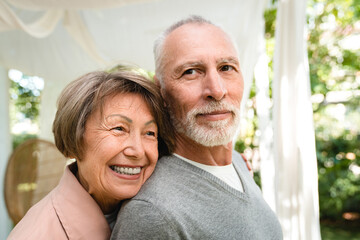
[145,154,196,179]
[127,154,203,208]
[231,149,242,160]
[231,150,246,168]
[113,155,190,238]
[131,155,184,198]
[144,154,185,181]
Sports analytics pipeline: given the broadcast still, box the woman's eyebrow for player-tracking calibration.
[145,120,156,126]
[107,115,155,126]
[107,114,132,123]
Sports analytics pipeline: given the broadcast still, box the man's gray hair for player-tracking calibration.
[153,15,215,85]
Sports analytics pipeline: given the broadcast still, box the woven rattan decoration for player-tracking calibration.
[4,139,68,225]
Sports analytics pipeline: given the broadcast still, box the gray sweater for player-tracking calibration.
[111,151,283,240]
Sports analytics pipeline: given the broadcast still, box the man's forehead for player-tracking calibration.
[163,23,237,62]
[166,23,228,44]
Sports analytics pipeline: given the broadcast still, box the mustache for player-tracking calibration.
[190,101,239,116]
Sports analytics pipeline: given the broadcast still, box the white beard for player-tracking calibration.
[169,101,240,147]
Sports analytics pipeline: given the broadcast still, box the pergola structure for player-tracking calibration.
[0,0,321,239]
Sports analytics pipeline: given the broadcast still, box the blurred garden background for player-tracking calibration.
[7,0,360,239]
[235,0,360,239]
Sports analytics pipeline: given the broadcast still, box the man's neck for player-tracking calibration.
[174,134,233,166]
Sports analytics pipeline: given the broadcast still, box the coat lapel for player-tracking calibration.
[51,163,111,240]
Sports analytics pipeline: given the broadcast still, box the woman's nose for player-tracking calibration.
[123,133,145,159]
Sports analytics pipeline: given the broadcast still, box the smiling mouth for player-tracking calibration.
[110,166,141,175]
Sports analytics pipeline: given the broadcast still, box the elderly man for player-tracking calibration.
[111,16,283,240]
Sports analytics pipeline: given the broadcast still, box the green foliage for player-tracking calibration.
[10,77,41,121]
[307,0,360,95]
[321,222,360,240]
[353,0,360,18]
[9,70,43,149]
[264,8,277,39]
[12,134,37,150]
[308,0,360,220]
[317,133,360,219]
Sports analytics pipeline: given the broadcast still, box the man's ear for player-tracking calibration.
[154,75,161,87]
[154,75,164,96]
[154,75,167,107]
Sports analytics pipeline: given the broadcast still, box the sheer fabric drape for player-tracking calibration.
[272,0,321,239]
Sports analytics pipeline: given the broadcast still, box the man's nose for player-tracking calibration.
[123,133,145,159]
[203,69,227,101]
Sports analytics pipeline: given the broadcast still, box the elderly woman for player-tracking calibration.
[8,69,174,240]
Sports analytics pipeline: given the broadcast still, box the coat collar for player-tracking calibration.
[51,162,111,239]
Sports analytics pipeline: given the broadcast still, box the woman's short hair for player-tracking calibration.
[52,68,175,160]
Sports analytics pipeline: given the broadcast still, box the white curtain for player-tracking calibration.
[236,0,268,111]
[7,0,147,10]
[272,0,321,239]
[255,33,277,210]
[0,66,12,239]
[0,0,108,65]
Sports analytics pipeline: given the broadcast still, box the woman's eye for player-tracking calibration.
[112,126,125,131]
[146,131,157,137]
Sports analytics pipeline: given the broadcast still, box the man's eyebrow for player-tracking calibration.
[217,57,239,65]
[107,114,132,123]
[174,61,204,75]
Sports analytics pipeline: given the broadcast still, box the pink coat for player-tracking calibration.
[7,163,111,240]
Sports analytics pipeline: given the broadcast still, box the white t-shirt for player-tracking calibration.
[173,153,244,192]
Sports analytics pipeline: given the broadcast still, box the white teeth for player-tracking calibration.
[111,166,141,175]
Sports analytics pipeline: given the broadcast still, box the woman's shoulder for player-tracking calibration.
[7,190,68,240]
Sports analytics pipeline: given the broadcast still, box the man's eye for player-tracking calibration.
[220,65,234,71]
[183,69,196,75]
